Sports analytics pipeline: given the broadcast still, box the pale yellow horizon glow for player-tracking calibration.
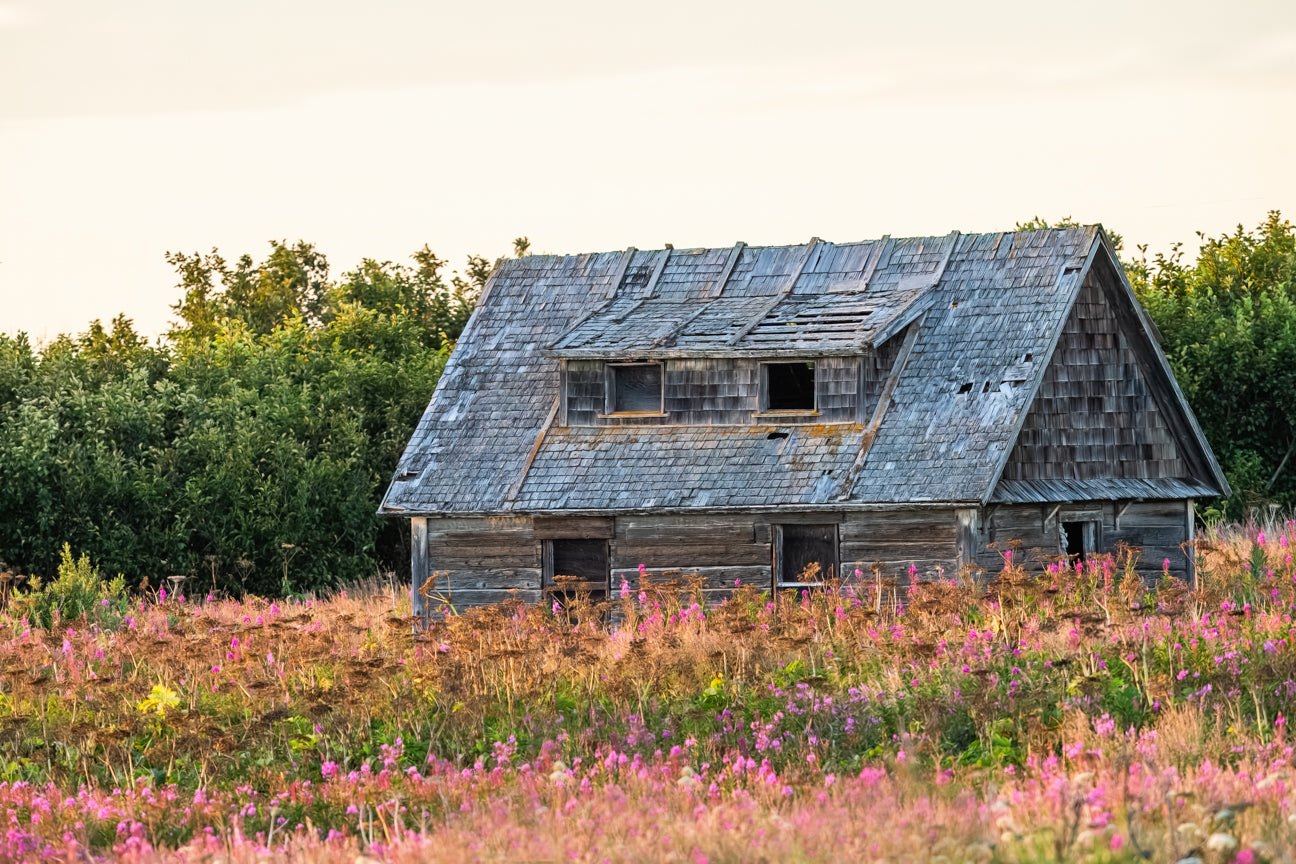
[2,0,1294,340]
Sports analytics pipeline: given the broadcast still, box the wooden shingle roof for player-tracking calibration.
[380,227,1228,515]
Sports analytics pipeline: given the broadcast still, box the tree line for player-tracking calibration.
[0,218,1292,593]
[0,241,484,595]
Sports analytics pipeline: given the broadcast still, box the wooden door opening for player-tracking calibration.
[1060,520,1098,562]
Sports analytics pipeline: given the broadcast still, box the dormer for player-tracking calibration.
[544,235,957,428]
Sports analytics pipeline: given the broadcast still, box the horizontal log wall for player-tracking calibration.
[417,510,966,611]
[564,356,865,427]
[838,509,960,585]
[415,501,1194,611]
[422,517,541,604]
[975,501,1192,580]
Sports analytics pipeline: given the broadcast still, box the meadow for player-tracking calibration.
[0,526,1293,862]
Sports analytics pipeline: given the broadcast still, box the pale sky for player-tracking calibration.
[3,0,1294,340]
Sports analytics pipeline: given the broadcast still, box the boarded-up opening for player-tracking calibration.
[775,524,837,587]
[763,362,816,411]
[607,363,662,414]
[545,539,609,601]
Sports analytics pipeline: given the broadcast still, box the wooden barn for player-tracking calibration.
[380,226,1229,613]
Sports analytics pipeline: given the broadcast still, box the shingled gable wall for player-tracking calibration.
[395,229,1227,615]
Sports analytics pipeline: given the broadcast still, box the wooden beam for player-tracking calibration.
[1042,503,1061,532]
[558,359,569,427]
[502,398,560,507]
[642,248,671,299]
[710,242,746,298]
[609,247,637,293]
[726,239,821,346]
[1186,498,1197,589]
[410,517,428,622]
[955,507,980,571]
[1114,499,1133,530]
[547,247,636,351]
[857,236,890,290]
[835,315,924,500]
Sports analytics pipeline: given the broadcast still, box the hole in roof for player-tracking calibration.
[958,383,973,394]
[767,431,789,440]
[1023,353,1033,362]
[982,381,992,393]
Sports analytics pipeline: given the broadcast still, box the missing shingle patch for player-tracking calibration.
[958,383,973,394]
[767,431,789,440]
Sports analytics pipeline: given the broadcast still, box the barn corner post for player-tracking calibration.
[410,517,428,624]
[1186,498,1196,591]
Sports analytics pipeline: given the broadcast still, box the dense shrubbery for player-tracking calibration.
[1128,212,1296,519]
[0,242,483,593]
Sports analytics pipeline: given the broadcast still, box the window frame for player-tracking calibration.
[758,360,818,414]
[602,361,665,416]
[542,538,611,597]
[773,523,839,590]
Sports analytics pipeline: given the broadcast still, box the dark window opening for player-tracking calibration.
[764,362,816,412]
[609,363,662,414]
[1060,521,1097,561]
[546,539,609,603]
[776,524,837,588]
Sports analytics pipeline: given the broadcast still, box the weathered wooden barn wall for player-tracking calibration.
[1000,274,1183,482]
[973,500,1193,580]
[418,509,964,609]
[420,516,543,609]
[838,509,960,582]
[563,355,880,427]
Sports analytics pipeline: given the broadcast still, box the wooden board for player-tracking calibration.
[611,565,770,590]
[440,569,543,591]
[534,516,614,539]
[612,541,770,568]
[433,589,543,609]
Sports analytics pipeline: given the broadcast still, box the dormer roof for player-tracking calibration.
[545,235,954,358]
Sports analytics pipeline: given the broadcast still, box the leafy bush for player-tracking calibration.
[10,543,126,630]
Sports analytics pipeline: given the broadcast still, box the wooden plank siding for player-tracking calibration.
[414,499,1195,612]
[838,509,960,584]
[417,510,968,610]
[974,500,1193,581]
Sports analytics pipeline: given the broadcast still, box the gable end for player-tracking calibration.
[991,236,1229,503]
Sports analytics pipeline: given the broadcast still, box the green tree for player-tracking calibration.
[1128,212,1296,517]
[0,240,482,594]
